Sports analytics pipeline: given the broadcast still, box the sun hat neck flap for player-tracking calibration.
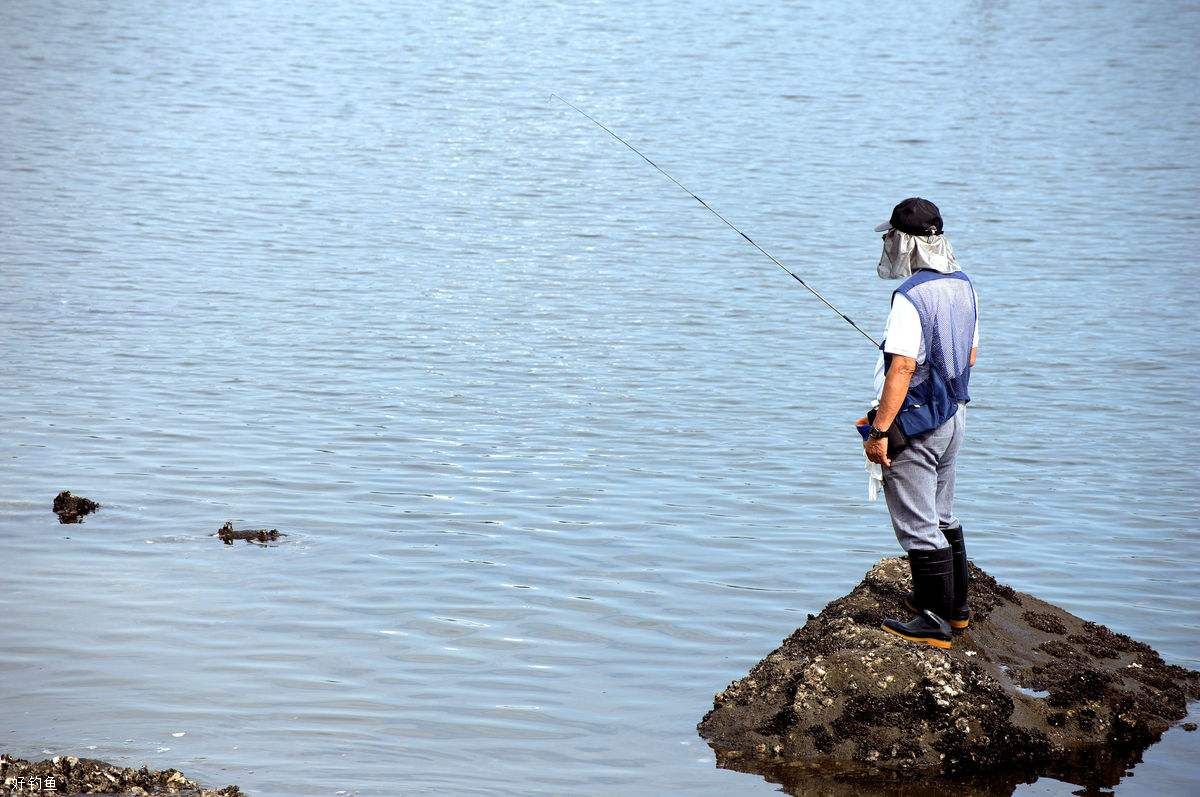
[877,231,959,279]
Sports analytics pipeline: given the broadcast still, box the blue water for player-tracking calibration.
[2,1,1198,794]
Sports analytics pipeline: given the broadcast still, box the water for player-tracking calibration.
[2,1,1197,794]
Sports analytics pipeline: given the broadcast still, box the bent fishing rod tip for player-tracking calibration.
[551,97,879,348]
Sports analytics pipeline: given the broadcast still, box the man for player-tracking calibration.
[863,198,978,650]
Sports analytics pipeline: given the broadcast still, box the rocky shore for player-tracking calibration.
[698,557,1200,793]
[0,755,243,796]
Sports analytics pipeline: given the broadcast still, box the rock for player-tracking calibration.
[0,753,244,795]
[216,521,284,546]
[52,491,100,524]
[697,557,1200,793]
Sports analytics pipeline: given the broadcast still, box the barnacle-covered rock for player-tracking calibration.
[0,754,244,795]
[698,557,1199,792]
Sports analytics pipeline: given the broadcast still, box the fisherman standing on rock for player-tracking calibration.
[552,103,984,651]
[859,198,979,650]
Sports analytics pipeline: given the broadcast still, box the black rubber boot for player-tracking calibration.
[884,548,954,649]
[904,526,970,629]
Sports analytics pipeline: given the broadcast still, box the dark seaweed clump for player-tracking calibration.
[52,491,100,524]
[216,521,284,545]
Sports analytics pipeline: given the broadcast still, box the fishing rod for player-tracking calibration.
[552,94,880,348]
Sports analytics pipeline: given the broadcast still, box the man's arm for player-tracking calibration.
[864,355,917,467]
[970,346,977,367]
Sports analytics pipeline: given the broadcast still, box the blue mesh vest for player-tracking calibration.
[882,270,976,438]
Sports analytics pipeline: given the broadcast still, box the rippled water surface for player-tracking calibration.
[3,1,1198,794]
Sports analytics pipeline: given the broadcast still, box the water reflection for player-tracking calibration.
[715,739,1174,796]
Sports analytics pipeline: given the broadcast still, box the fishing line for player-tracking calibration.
[552,94,880,348]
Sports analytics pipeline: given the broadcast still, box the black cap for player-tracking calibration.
[874,197,944,236]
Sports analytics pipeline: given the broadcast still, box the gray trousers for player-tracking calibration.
[882,404,966,551]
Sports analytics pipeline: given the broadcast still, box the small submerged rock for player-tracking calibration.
[52,491,100,524]
[216,521,284,546]
[698,556,1200,793]
[0,753,243,795]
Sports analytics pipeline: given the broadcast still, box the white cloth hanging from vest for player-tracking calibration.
[866,458,883,501]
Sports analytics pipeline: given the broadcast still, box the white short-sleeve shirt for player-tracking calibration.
[873,289,979,398]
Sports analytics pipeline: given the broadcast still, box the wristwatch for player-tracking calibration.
[867,425,889,440]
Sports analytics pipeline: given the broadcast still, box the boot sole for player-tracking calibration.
[881,624,952,649]
[904,597,970,630]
